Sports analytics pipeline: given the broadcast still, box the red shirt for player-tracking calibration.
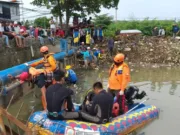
[20,26,27,32]
[56,29,65,37]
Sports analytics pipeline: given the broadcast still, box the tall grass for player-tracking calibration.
[104,19,179,37]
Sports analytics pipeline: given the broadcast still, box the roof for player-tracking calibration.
[0,0,20,4]
[0,17,13,22]
[120,30,142,34]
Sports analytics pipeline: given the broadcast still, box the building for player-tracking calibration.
[0,0,20,21]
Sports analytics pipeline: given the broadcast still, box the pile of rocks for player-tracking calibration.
[113,36,180,66]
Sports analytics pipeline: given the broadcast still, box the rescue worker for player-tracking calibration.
[79,82,113,124]
[93,48,101,65]
[73,28,80,46]
[46,70,79,120]
[80,47,90,69]
[25,46,58,111]
[108,53,130,115]
[86,31,91,45]
[98,27,103,42]
[65,65,78,87]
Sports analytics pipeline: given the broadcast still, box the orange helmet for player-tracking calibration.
[114,53,125,63]
[40,46,49,53]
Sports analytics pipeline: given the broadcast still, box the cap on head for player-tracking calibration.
[87,47,90,50]
[114,53,125,63]
[40,46,49,53]
[65,65,71,70]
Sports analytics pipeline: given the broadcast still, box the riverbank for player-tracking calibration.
[104,36,180,66]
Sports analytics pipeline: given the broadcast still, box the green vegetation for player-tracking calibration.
[104,19,179,37]
[93,15,179,37]
[93,14,113,29]
[31,0,120,31]
[34,17,50,28]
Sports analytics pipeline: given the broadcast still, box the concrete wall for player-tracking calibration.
[0,38,42,70]
[0,37,64,70]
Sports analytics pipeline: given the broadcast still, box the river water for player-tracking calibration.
[7,66,180,135]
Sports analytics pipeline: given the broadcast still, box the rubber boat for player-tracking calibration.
[28,103,159,135]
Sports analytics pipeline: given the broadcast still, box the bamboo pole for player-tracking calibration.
[0,109,6,135]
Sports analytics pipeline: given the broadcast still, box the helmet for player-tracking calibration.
[19,72,29,81]
[40,46,49,53]
[87,47,90,50]
[114,53,125,63]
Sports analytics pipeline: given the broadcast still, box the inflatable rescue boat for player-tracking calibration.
[28,103,159,135]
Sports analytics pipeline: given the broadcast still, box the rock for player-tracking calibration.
[149,43,153,46]
[175,36,180,40]
[167,57,171,61]
[124,47,131,52]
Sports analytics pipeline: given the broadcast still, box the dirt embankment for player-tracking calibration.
[113,36,180,66]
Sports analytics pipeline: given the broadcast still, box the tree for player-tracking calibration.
[93,14,113,29]
[31,0,120,34]
[34,17,50,28]
[24,20,30,28]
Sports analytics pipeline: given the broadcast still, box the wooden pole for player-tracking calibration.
[0,109,6,135]
[0,107,32,135]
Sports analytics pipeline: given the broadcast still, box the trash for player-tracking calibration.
[76,36,180,67]
[124,47,131,52]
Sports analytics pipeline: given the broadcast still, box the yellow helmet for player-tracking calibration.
[65,65,71,70]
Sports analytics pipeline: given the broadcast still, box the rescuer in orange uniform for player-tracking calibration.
[108,53,130,115]
[25,46,58,110]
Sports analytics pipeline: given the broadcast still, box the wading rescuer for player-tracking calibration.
[25,46,58,111]
[65,65,78,87]
[108,53,131,115]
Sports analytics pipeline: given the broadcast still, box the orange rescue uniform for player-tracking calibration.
[108,62,130,91]
[29,53,57,110]
[30,53,57,73]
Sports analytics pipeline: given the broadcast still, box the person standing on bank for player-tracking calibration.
[108,37,114,57]
[46,70,79,120]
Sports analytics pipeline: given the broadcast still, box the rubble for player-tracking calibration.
[112,36,180,66]
[77,36,180,67]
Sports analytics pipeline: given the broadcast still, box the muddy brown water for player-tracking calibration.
[7,66,180,135]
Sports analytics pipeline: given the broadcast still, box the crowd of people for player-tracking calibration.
[0,17,65,48]
[73,26,104,47]
[152,23,180,37]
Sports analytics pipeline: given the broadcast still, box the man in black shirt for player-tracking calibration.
[46,70,79,120]
[80,82,113,124]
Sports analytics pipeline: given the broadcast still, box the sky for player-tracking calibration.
[20,0,179,21]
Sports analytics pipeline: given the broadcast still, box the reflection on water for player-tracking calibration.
[7,66,180,135]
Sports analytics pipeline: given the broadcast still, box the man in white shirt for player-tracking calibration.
[49,17,56,37]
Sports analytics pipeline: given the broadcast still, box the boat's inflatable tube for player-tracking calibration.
[0,49,75,85]
[28,105,159,135]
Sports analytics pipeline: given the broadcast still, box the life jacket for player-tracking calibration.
[108,63,130,90]
[73,31,79,38]
[42,53,59,73]
[43,53,55,68]
[67,69,77,82]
